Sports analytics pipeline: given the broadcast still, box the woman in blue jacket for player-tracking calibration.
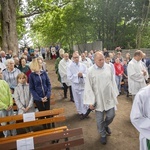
[29,57,51,113]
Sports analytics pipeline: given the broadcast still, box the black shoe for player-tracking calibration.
[82,108,92,119]
[126,91,129,97]
[100,136,107,145]
[70,99,74,103]
[79,114,84,120]
[105,127,111,135]
[82,113,90,119]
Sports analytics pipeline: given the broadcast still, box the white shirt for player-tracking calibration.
[51,47,56,55]
[1,57,6,64]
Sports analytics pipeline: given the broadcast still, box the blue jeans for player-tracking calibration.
[96,108,115,137]
[0,109,17,137]
[115,75,122,93]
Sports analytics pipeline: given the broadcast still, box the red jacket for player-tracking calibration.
[114,63,124,76]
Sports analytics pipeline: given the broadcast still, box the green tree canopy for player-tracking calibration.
[1,0,150,51]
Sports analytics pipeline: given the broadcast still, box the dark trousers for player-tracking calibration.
[47,52,50,60]
[34,98,51,128]
[62,83,73,100]
[34,98,50,111]
[42,53,45,59]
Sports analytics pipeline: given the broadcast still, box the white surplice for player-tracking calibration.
[130,85,150,150]
[80,57,93,68]
[67,61,88,114]
[59,58,72,86]
[67,62,87,91]
[83,63,118,112]
[127,58,148,95]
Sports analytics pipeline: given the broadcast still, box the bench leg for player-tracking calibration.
[65,137,70,150]
[46,122,55,129]
[51,122,55,128]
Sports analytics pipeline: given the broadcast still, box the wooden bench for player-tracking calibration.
[0,108,66,139]
[0,128,84,150]
[0,108,84,150]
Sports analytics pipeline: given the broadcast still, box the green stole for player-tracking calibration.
[147,139,150,150]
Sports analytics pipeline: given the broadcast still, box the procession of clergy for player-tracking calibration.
[0,48,149,149]
[58,49,150,149]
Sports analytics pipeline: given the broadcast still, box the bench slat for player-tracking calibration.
[0,116,66,131]
[37,138,84,150]
[0,108,64,123]
[0,126,68,143]
[34,128,83,143]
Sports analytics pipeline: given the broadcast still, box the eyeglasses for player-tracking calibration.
[73,57,79,59]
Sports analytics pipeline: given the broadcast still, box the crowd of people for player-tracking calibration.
[0,47,150,149]
[0,48,51,137]
[18,44,60,61]
[56,48,150,148]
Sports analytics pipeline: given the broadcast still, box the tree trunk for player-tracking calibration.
[1,0,18,54]
[136,28,142,49]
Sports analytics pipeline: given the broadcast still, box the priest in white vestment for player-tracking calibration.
[127,50,149,101]
[80,53,93,68]
[59,53,74,101]
[130,85,150,150]
[67,52,88,119]
[83,52,118,145]
[105,55,115,76]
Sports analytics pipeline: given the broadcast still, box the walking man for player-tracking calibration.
[83,52,118,144]
[67,52,88,119]
[127,50,149,102]
[59,53,74,102]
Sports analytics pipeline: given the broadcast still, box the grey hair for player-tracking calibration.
[5,59,14,66]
